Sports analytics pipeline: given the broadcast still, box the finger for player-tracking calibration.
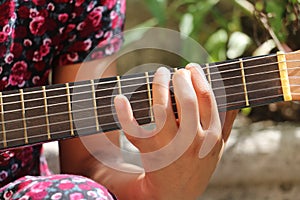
[186,63,220,130]
[184,64,222,159]
[220,110,239,142]
[152,67,177,131]
[172,69,200,139]
[114,95,146,139]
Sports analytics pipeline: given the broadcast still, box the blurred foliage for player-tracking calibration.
[139,0,300,61]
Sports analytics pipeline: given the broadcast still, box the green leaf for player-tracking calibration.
[227,31,251,59]
[204,29,228,61]
[179,13,194,37]
[265,1,287,41]
[144,0,167,25]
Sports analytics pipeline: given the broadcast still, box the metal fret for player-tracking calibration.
[19,89,28,144]
[65,83,74,136]
[116,76,122,95]
[42,86,51,140]
[239,59,250,106]
[0,92,6,148]
[205,63,212,85]
[145,72,154,122]
[91,80,99,132]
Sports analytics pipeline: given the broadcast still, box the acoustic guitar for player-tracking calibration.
[0,51,299,150]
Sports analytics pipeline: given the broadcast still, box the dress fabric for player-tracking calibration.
[0,0,125,199]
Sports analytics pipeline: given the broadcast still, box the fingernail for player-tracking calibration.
[114,95,126,109]
[156,66,170,75]
[186,63,201,70]
[154,67,170,86]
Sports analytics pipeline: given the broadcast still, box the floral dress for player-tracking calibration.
[0,0,125,199]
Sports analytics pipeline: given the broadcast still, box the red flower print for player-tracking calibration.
[76,22,85,31]
[87,1,95,12]
[39,44,50,57]
[88,6,103,27]
[90,51,103,59]
[69,192,84,200]
[33,51,42,62]
[29,8,39,18]
[0,1,15,26]
[3,24,12,34]
[10,42,23,58]
[4,53,14,64]
[0,46,6,57]
[3,190,13,199]
[29,16,46,36]
[14,26,27,38]
[38,9,49,18]
[111,11,120,29]
[53,0,70,3]
[97,31,112,48]
[25,49,34,61]
[45,18,57,32]
[51,193,62,200]
[78,183,92,190]
[34,61,46,72]
[18,6,30,18]
[11,163,18,172]
[0,170,8,181]
[75,0,85,7]
[43,38,52,46]
[24,39,32,47]
[120,0,126,14]
[73,5,84,17]
[0,79,7,91]
[32,0,46,6]
[47,3,55,11]
[58,13,69,23]
[68,41,90,52]
[58,181,75,190]
[0,32,8,43]
[31,181,52,192]
[66,52,79,62]
[87,191,97,198]
[102,0,117,10]
[8,61,30,86]
[28,190,47,199]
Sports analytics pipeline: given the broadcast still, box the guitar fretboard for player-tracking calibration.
[0,53,287,150]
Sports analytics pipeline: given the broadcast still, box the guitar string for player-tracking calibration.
[1,51,300,145]
[1,61,299,107]
[0,64,296,122]
[1,57,299,101]
[0,65,297,117]
[0,79,285,128]
[0,65,287,115]
[1,76,284,118]
[0,92,286,146]
[0,58,298,133]
[2,60,300,144]
[0,69,285,111]
[0,86,288,136]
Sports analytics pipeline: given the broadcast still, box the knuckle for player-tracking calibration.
[197,87,211,98]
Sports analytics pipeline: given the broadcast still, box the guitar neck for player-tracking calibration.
[0,51,299,150]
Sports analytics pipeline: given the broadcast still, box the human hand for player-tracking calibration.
[114,64,236,199]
